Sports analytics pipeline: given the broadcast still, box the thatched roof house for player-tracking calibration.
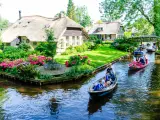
[2,13,88,53]
[89,22,124,40]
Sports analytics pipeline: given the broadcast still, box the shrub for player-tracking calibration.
[65,65,94,77]
[74,43,88,52]
[89,35,99,41]
[18,42,31,51]
[85,42,95,50]
[35,28,57,59]
[17,64,39,80]
[4,67,18,75]
[0,59,24,70]
[65,55,90,67]
[95,39,102,44]
[1,46,40,61]
[28,55,52,65]
[112,37,139,52]
[0,50,3,54]
[62,43,89,55]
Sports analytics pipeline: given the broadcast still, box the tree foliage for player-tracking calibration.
[127,18,154,36]
[67,0,92,27]
[100,0,160,36]
[18,42,31,51]
[75,6,92,27]
[67,0,76,21]
[0,18,9,31]
[35,29,57,59]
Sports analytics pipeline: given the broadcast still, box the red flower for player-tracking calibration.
[65,61,69,67]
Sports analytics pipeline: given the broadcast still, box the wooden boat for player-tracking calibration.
[129,60,148,71]
[147,48,156,52]
[88,77,117,97]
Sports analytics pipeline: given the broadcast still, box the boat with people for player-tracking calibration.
[146,43,157,52]
[88,68,117,97]
[129,55,148,71]
[146,48,156,52]
[129,60,148,71]
[134,46,144,57]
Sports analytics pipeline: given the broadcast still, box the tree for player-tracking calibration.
[0,18,8,31]
[100,0,160,36]
[35,28,57,59]
[128,18,154,36]
[67,0,76,21]
[75,6,92,27]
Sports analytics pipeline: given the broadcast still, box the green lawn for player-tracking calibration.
[55,45,128,68]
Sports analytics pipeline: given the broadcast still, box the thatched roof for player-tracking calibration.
[89,22,122,35]
[1,15,83,43]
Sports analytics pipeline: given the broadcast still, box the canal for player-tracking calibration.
[0,52,160,120]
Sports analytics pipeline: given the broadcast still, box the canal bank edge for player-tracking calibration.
[0,54,130,86]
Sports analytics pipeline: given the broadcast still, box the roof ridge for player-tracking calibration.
[22,15,55,19]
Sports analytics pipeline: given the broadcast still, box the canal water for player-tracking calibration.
[0,53,160,120]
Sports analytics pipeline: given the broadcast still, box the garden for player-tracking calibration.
[0,30,128,85]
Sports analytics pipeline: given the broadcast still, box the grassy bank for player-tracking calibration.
[55,45,128,68]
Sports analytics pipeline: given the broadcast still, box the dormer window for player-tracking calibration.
[97,27,103,32]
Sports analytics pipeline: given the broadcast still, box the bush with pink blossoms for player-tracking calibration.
[0,59,24,70]
[28,55,52,65]
[65,55,90,67]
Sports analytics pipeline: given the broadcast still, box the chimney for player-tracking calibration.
[19,10,21,20]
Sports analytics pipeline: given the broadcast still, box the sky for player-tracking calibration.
[0,0,102,23]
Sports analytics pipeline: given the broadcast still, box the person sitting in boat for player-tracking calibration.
[109,68,115,81]
[152,43,157,50]
[136,57,140,62]
[105,71,111,86]
[93,80,104,91]
[139,56,145,65]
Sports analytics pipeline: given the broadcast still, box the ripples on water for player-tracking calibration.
[0,53,160,120]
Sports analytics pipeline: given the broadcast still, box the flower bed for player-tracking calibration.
[65,55,90,67]
[28,55,52,65]
[0,59,24,70]
[0,55,52,71]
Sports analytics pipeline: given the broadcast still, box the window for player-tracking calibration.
[72,36,75,40]
[66,36,69,40]
[97,27,103,32]
[77,36,80,40]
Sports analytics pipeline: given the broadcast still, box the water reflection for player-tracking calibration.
[87,91,115,115]
[0,87,7,120]
[49,98,60,116]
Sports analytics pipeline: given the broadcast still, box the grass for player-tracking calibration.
[55,45,128,68]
